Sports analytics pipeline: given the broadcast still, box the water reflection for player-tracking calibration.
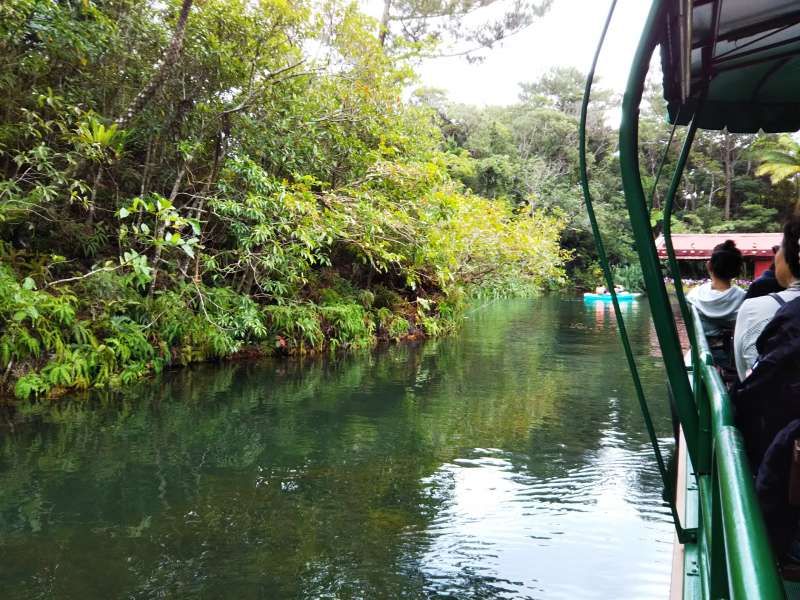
[421,442,671,599]
[0,297,674,599]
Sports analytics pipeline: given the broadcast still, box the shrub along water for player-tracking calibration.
[0,0,567,400]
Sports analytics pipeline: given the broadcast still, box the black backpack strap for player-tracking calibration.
[771,293,787,307]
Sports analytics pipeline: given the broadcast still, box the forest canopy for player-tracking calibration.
[420,67,800,286]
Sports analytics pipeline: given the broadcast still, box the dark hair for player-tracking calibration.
[782,217,800,279]
[709,239,742,280]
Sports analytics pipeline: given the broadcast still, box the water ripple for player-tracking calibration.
[418,442,673,599]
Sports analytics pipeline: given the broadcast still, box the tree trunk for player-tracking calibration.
[724,132,733,220]
[86,166,102,224]
[650,150,660,209]
[116,0,194,129]
[379,0,392,46]
[237,264,255,296]
[140,138,154,197]
[708,173,715,208]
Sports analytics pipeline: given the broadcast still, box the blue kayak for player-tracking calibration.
[583,292,641,301]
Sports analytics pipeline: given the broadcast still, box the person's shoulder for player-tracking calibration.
[776,292,800,317]
[758,295,800,351]
[743,277,779,298]
[729,285,747,308]
[745,294,778,308]
[778,288,800,300]
[738,295,776,319]
[743,284,760,299]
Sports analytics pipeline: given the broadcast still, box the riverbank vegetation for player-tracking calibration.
[0,0,566,399]
[3,1,795,401]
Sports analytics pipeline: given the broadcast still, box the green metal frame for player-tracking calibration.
[619,0,699,468]
[606,0,787,597]
[579,0,688,540]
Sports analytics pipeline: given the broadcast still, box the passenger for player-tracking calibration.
[734,218,800,381]
[744,245,784,300]
[733,288,800,555]
[754,419,800,560]
[593,285,625,295]
[686,240,745,368]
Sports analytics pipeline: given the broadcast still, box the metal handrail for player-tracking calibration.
[716,427,783,599]
[619,0,700,468]
[687,306,784,599]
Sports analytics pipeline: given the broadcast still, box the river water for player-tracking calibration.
[0,297,675,599]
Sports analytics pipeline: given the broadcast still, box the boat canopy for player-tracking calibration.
[661,0,800,132]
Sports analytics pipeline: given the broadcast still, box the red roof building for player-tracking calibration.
[654,233,782,278]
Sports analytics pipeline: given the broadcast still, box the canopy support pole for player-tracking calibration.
[619,0,701,467]
[580,0,692,541]
[662,119,699,354]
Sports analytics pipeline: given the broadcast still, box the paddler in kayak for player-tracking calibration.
[594,284,626,295]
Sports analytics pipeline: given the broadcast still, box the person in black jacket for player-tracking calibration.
[734,292,800,469]
[744,245,784,300]
[734,295,800,559]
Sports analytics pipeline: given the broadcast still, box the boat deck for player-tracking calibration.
[671,427,800,599]
[670,430,701,599]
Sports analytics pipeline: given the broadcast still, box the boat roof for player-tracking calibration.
[654,232,782,259]
[661,0,800,132]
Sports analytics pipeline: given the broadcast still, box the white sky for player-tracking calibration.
[364,0,654,106]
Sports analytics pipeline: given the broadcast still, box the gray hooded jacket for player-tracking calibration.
[687,282,746,337]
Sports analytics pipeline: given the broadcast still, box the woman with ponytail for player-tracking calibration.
[687,239,746,369]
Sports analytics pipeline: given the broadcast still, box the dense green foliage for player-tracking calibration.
[420,68,799,286]
[0,0,566,399]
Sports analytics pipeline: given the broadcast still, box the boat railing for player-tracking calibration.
[580,0,792,595]
[684,304,784,598]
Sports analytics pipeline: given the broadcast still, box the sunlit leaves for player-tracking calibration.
[755,136,800,188]
[72,116,123,162]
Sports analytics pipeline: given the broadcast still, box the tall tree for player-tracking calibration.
[518,66,612,117]
[116,0,194,129]
[691,130,754,220]
[378,0,552,60]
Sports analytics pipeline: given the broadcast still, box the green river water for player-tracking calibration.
[0,297,675,599]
